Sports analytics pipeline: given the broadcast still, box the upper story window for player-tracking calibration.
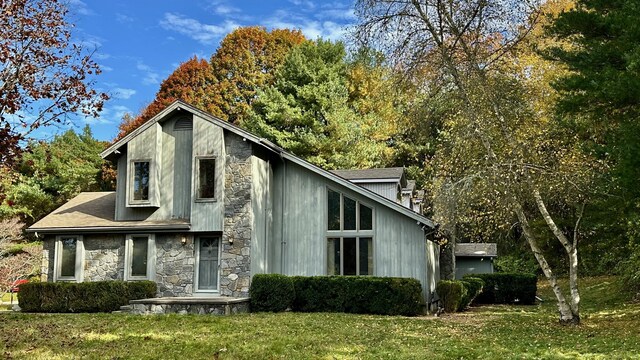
[327,188,373,232]
[326,188,374,276]
[197,156,216,200]
[54,235,84,282]
[132,160,150,202]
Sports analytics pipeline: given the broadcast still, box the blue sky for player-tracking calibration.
[61,0,356,141]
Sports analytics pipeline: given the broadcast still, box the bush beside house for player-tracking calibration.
[250,275,426,316]
[19,281,157,313]
[466,273,537,305]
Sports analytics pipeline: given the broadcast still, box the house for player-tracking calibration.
[28,101,440,306]
[454,243,497,279]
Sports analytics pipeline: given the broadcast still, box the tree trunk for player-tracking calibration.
[513,202,579,324]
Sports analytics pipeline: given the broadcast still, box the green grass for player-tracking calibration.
[1,276,639,359]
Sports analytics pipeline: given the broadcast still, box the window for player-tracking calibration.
[54,235,84,282]
[197,157,216,200]
[132,160,150,202]
[327,189,373,232]
[326,188,374,276]
[124,234,155,281]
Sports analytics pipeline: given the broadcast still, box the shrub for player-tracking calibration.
[618,246,640,299]
[458,277,484,311]
[467,273,537,305]
[436,280,466,313]
[494,255,540,275]
[291,276,425,316]
[19,280,157,313]
[250,274,295,312]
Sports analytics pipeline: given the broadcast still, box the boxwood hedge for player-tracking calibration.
[19,280,157,313]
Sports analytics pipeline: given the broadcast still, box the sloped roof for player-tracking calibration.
[28,192,189,234]
[455,243,498,257]
[403,180,416,193]
[100,100,435,229]
[330,167,405,181]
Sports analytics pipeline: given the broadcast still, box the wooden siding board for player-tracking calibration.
[190,115,224,232]
[115,149,153,221]
[360,183,398,202]
[250,155,272,275]
[271,160,434,298]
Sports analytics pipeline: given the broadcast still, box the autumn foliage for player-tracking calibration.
[116,27,305,141]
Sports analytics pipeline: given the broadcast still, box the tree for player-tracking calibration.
[116,27,305,140]
[115,57,217,140]
[210,27,305,125]
[356,0,599,324]
[245,40,397,169]
[0,126,111,222]
[0,0,108,166]
[0,217,41,299]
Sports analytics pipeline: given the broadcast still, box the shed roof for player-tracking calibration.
[330,167,404,181]
[455,243,498,257]
[28,192,190,234]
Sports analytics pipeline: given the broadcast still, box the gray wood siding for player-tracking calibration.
[455,257,493,279]
[115,149,154,221]
[250,155,272,275]
[271,160,437,298]
[360,183,399,203]
[190,115,225,232]
[125,123,161,207]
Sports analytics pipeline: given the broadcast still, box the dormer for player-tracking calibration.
[124,122,162,208]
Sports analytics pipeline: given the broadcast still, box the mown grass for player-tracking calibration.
[0,276,638,359]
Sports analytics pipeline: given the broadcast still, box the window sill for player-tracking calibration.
[195,198,217,203]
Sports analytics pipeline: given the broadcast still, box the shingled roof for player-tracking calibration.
[330,167,405,181]
[455,243,498,257]
[29,192,190,234]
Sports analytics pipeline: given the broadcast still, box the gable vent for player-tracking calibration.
[174,117,193,131]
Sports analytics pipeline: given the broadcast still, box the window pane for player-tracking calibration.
[133,161,150,201]
[60,237,77,277]
[327,189,341,230]
[359,238,373,275]
[327,238,340,275]
[343,196,356,230]
[198,158,216,199]
[359,204,372,230]
[131,236,148,277]
[343,238,357,275]
[198,237,219,290]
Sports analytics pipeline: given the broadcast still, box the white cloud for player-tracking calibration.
[265,12,347,40]
[112,88,136,100]
[214,5,240,15]
[116,13,134,23]
[136,61,160,85]
[67,0,93,16]
[160,13,239,45]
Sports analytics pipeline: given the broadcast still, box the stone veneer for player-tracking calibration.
[155,234,195,297]
[220,132,253,297]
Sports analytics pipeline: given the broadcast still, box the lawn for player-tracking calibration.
[0,276,638,359]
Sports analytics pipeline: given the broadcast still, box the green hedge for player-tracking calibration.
[19,281,157,313]
[436,280,466,312]
[466,273,537,305]
[251,275,426,316]
[249,274,295,312]
[459,277,484,311]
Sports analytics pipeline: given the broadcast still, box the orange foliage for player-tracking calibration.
[114,27,305,141]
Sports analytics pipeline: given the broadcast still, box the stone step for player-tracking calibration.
[119,305,132,311]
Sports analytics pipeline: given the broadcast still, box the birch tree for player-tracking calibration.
[355,0,599,324]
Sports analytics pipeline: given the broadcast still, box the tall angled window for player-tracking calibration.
[197,157,216,200]
[326,188,374,276]
[133,161,150,201]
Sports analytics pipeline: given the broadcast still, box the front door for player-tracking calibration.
[197,236,219,291]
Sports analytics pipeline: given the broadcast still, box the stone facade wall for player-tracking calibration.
[42,238,55,282]
[221,132,253,297]
[84,235,125,281]
[155,234,195,297]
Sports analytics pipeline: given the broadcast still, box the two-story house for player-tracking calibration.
[28,101,439,302]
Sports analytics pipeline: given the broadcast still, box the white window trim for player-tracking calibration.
[194,236,221,294]
[124,234,156,281]
[53,235,84,282]
[195,155,217,202]
[128,158,153,206]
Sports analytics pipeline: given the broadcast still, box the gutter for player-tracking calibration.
[27,224,191,234]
